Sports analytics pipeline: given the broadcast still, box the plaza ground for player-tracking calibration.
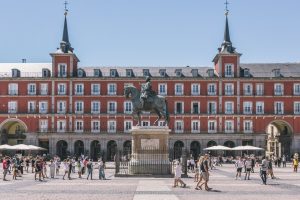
[0,164,300,200]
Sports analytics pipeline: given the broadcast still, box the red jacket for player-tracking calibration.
[2,160,8,170]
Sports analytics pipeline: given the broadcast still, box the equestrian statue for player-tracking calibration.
[124,76,169,126]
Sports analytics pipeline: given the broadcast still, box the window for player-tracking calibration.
[58,64,67,77]
[294,84,300,95]
[108,120,116,133]
[28,101,36,113]
[175,84,184,95]
[91,84,100,95]
[175,69,182,77]
[243,102,253,114]
[191,69,198,77]
[225,64,234,77]
[75,101,84,114]
[143,69,149,77]
[39,101,48,114]
[124,121,132,133]
[191,102,200,114]
[94,69,101,77]
[225,120,234,133]
[91,101,100,114]
[256,102,264,114]
[159,69,166,77]
[207,102,217,114]
[75,84,84,95]
[244,84,253,95]
[8,101,17,113]
[8,83,18,95]
[40,83,48,95]
[158,84,167,95]
[243,68,250,77]
[273,69,281,77]
[191,120,200,133]
[274,102,284,114]
[27,83,36,95]
[175,102,184,114]
[158,121,166,127]
[142,121,150,127]
[58,83,66,95]
[274,83,284,96]
[256,84,264,96]
[108,101,117,114]
[208,120,217,133]
[294,102,300,114]
[225,101,234,114]
[191,84,200,95]
[39,120,48,133]
[244,120,253,133]
[225,83,234,95]
[207,69,214,77]
[108,83,116,95]
[110,69,117,77]
[57,120,66,132]
[75,120,84,133]
[207,84,216,95]
[126,69,132,77]
[57,101,66,114]
[124,101,132,114]
[91,120,100,133]
[175,120,184,133]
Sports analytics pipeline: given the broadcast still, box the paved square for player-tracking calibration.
[1,164,300,200]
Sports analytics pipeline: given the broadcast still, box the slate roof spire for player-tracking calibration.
[60,1,73,53]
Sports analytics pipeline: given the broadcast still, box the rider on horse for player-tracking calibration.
[140,76,156,108]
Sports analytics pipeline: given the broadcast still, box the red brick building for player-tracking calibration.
[0,10,299,160]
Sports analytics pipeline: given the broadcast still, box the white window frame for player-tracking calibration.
[256,83,264,96]
[57,101,66,114]
[175,101,184,114]
[57,83,66,95]
[293,84,300,96]
[75,83,84,95]
[27,83,36,95]
[256,101,264,114]
[107,120,116,133]
[294,102,300,114]
[57,120,66,133]
[243,120,253,133]
[158,83,167,96]
[158,120,166,127]
[91,120,100,133]
[274,101,284,115]
[175,120,184,133]
[107,83,117,95]
[225,101,234,114]
[39,120,48,133]
[124,101,132,114]
[191,84,200,96]
[40,83,48,95]
[274,83,284,96]
[107,101,117,114]
[243,101,253,114]
[207,83,217,95]
[224,63,234,77]
[75,120,84,133]
[175,83,184,96]
[224,83,234,95]
[124,120,133,133]
[39,101,48,114]
[243,83,253,96]
[141,121,150,127]
[191,101,200,114]
[8,83,18,95]
[191,120,200,133]
[8,101,17,113]
[75,101,84,114]
[58,63,67,78]
[225,120,234,133]
[207,101,217,114]
[28,101,36,113]
[91,101,100,114]
[208,120,217,133]
[91,84,100,95]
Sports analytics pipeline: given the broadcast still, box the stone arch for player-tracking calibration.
[207,140,217,147]
[90,140,101,161]
[74,140,84,157]
[224,140,235,148]
[0,118,28,144]
[190,141,201,160]
[123,140,132,159]
[107,140,117,161]
[173,140,184,160]
[56,140,68,159]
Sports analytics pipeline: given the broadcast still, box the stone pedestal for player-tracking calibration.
[129,126,171,175]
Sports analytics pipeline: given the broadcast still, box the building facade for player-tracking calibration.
[0,10,300,160]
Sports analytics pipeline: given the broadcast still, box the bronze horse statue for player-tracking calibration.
[124,85,169,126]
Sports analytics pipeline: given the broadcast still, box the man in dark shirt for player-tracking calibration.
[199,154,212,191]
[68,160,72,180]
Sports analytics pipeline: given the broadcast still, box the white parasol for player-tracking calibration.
[203,145,232,151]
[12,144,31,150]
[27,145,47,151]
[0,144,14,150]
[232,145,264,151]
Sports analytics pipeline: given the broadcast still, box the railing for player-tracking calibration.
[274,90,284,96]
[224,90,234,95]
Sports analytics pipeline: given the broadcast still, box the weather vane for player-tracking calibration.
[225,0,229,16]
[64,1,68,15]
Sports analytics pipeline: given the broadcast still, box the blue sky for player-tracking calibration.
[0,0,300,67]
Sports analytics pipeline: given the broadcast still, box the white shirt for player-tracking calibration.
[174,164,182,178]
[236,160,244,168]
[245,160,252,169]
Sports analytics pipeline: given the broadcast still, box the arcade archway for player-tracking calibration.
[173,140,184,159]
[74,140,84,157]
[0,119,27,145]
[123,140,132,160]
[56,140,68,158]
[90,140,101,161]
[190,141,201,160]
[107,140,117,161]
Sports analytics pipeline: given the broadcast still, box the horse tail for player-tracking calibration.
[165,99,170,125]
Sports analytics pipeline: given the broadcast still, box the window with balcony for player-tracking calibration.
[91,84,100,95]
[274,84,284,96]
[294,84,300,96]
[225,83,234,95]
[58,84,66,95]
[191,102,200,114]
[158,121,166,127]
[175,84,184,96]
[91,120,100,133]
[8,83,18,95]
[225,120,234,133]
[39,120,48,133]
[294,102,300,114]
[40,83,48,95]
[28,101,36,113]
[243,102,253,114]
[57,120,66,132]
[274,102,284,114]
[142,121,150,127]
[39,101,48,114]
[175,102,184,114]
[225,64,234,77]
[256,102,264,114]
[57,101,66,114]
[91,101,100,114]
[75,120,84,133]
[191,120,200,133]
[8,101,17,113]
[27,84,36,95]
[244,120,253,133]
[124,121,132,133]
[191,84,200,96]
[225,101,234,114]
[207,84,216,95]
[208,120,217,133]
[207,102,216,114]
[124,101,132,114]
[108,101,117,114]
[158,84,167,95]
[175,120,184,133]
[256,84,264,96]
[75,84,84,95]
[243,84,253,95]
[108,83,116,95]
[108,120,116,133]
[75,101,84,114]
[58,64,67,77]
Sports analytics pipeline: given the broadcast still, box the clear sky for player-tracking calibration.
[0,0,300,67]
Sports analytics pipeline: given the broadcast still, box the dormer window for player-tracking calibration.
[143,69,150,77]
[42,69,50,78]
[191,69,198,77]
[207,69,214,78]
[244,68,250,77]
[58,63,67,77]
[77,69,85,78]
[175,69,182,77]
[273,69,281,78]
[12,69,20,78]
[110,69,117,77]
[126,69,133,77]
[159,69,166,77]
[94,69,101,77]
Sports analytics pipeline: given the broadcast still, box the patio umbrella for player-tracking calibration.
[232,145,264,151]
[0,144,14,150]
[12,144,31,150]
[27,145,47,151]
[203,145,232,151]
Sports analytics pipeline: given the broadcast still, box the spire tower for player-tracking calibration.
[60,1,73,53]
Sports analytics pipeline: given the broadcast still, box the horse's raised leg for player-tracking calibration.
[153,108,162,125]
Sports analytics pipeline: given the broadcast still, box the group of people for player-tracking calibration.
[1,155,107,181]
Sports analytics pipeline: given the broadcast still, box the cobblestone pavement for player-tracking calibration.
[1,164,300,200]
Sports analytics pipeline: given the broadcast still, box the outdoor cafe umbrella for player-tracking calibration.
[203,145,232,151]
[27,145,47,151]
[11,144,31,150]
[0,144,14,150]
[231,145,264,151]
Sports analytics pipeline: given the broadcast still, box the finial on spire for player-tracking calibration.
[64,1,68,16]
[225,0,229,16]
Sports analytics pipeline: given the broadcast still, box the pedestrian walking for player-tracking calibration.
[198,154,211,191]
[62,160,69,180]
[245,157,252,180]
[282,155,286,168]
[49,160,55,178]
[260,156,268,185]
[86,159,93,180]
[77,160,82,178]
[173,161,186,188]
[2,157,9,181]
[195,156,204,190]
[293,157,298,172]
[235,157,244,180]
[98,159,106,180]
